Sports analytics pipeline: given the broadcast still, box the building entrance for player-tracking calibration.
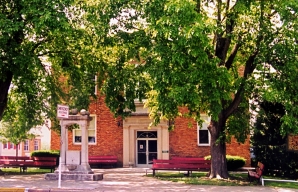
[136,131,157,167]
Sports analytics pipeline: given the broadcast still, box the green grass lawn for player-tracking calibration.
[148,172,298,189]
[0,167,52,175]
[262,176,298,189]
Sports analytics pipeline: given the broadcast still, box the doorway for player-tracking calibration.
[136,131,157,167]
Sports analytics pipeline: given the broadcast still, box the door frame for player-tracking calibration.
[122,114,169,168]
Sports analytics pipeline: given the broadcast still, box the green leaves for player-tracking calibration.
[97,0,298,142]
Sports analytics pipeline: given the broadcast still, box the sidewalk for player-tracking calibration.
[0,168,297,192]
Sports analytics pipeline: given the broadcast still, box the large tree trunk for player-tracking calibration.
[208,113,229,179]
[0,70,13,120]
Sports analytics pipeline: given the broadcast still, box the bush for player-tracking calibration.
[251,101,298,178]
[254,145,298,178]
[31,150,60,157]
[205,155,246,171]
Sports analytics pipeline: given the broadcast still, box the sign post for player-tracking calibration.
[57,104,69,187]
[57,104,69,119]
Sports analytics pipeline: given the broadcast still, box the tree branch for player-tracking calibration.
[223,49,259,119]
[225,40,241,70]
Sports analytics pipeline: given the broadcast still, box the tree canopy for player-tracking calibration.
[99,0,298,178]
[0,0,116,131]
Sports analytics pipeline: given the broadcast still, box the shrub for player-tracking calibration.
[251,101,298,178]
[31,150,60,157]
[205,155,246,171]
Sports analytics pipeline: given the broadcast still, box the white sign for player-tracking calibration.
[57,104,69,118]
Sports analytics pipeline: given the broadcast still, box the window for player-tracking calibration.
[197,115,211,146]
[34,140,39,150]
[3,142,19,150]
[87,74,97,95]
[24,140,29,151]
[9,142,14,149]
[73,115,96,144]
[93,75,97,95]
[3,143,7,149]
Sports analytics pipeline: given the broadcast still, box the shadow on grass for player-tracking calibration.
[148,172,257,186]
[148,172,298,189]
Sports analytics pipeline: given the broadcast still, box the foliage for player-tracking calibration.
[205,155,246,171]
[0,94,40,145]
[31,150,60,157]
[0,0,118,134]
[1,0,298,179]
[252,101,298,179]
[100,0,298,178]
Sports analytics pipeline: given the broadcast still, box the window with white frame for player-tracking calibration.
[34,140,39,150]
[73,115,96,144]
[197,115,211,146]
[24,140,29,151]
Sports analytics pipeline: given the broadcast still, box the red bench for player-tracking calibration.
[0,156,57,172]
[248,162,264,183]
[152,158,211,176]
[171,157,206,161]
[88,156,118,168]
[30,156,57,172]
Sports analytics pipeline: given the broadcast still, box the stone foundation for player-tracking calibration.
[45,172,103,181]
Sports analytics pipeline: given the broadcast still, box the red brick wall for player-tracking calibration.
[51,96,250,167]
[50,96,124,166]
[169,111,250,166]
[169,116,210,158]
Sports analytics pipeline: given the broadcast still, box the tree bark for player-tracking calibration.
[208,113,229,179]
[0,70,13,120]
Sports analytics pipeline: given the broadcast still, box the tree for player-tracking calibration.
[0,94,37,158]
[0,0,116,131]
[100,0,298,178]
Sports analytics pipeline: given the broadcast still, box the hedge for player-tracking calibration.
[205,155,246,171]
[31,150,60,157]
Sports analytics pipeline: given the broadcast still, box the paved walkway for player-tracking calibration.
[0,168,297,192]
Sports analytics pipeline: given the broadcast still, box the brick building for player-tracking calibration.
[51,95,250,167]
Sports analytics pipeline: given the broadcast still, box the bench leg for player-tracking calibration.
[153,170,156,177]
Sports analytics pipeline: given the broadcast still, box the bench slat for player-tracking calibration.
[88,156,118,167]
[151,158,211,176]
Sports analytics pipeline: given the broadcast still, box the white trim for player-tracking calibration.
[261,177,298,186]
